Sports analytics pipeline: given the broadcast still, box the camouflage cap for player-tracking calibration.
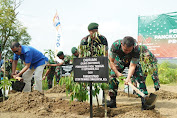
[88,22,99,31]
[57,51,64,57]
[71,47,77,54]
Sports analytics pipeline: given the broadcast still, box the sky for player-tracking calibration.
[16,0,177,56]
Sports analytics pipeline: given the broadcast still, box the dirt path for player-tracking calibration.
[0,84,177,118]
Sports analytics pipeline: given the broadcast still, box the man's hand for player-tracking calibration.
[42,75,46,80]
[12,74,22,81]
[124,78,131,85]
[116,72,123,78]
[12,74,20,79]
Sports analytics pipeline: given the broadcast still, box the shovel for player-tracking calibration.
[127,82,157,108]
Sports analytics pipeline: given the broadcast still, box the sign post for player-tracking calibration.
[73,57,109,118]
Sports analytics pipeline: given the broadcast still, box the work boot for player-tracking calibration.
[155,85,160,91]
[155,87,159,91]
[103,96,116,108]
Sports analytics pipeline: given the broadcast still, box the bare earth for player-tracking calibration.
[0,84,177,118]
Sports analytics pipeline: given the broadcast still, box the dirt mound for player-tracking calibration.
[116,108,161,118]
[0,90,162,118]
[154,89,177,100]
[46,84,66,93]
[0,90,52,112]
[37,98,162,118]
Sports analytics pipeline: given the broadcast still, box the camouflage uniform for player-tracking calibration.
[80,33,108,56]
[54,61,60,84]
[47,60,56,89]
[139,45,160,90]
[109,40,148,96]
[55,55,71,83]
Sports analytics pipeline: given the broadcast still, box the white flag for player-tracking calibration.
[53,12,63,61]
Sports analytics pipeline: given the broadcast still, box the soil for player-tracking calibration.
[46,84,66,93]
[0,84,177,118]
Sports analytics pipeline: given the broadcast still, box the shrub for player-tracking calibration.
[158,61,177,84]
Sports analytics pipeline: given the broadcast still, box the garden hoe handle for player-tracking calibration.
[127,82,146,98]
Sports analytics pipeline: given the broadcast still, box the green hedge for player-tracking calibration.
[158,61,177,84]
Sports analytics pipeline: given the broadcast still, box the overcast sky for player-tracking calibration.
[17,0,177,56]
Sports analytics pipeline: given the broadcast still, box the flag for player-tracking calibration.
[53,11,63,61]
[53,12,61,31]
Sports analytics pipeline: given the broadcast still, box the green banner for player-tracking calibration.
[138,12,177,58]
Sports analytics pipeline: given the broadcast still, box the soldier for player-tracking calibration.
[71,47,79,58]
[43,60,56,89]
[108,36,149,110]
[139,45,160,91]
[47,51,71,84]
[80,22,108,56]
[80,23,108,104]
[47,51,70,68]
[70,47,79,64]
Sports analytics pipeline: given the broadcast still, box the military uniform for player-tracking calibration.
[55,55,71,82]
[80,22,108,56]
[80,33,108,56]
[54,61,60,84]
[139,45,160,91]
[80,23,109,107]
[109,40,148,97]
[47,60,56,89]
[62,55,71,65]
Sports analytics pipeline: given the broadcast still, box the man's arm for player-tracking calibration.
[47,62,64,67]
[109,56,122,78]
[12,60,18,76]
[42,69,50,80]
[125,62,137,84]
[16,63,31,77]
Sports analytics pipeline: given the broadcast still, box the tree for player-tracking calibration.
[0,0,31,58]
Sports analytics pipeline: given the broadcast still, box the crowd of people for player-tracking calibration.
[0,22,160,110]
